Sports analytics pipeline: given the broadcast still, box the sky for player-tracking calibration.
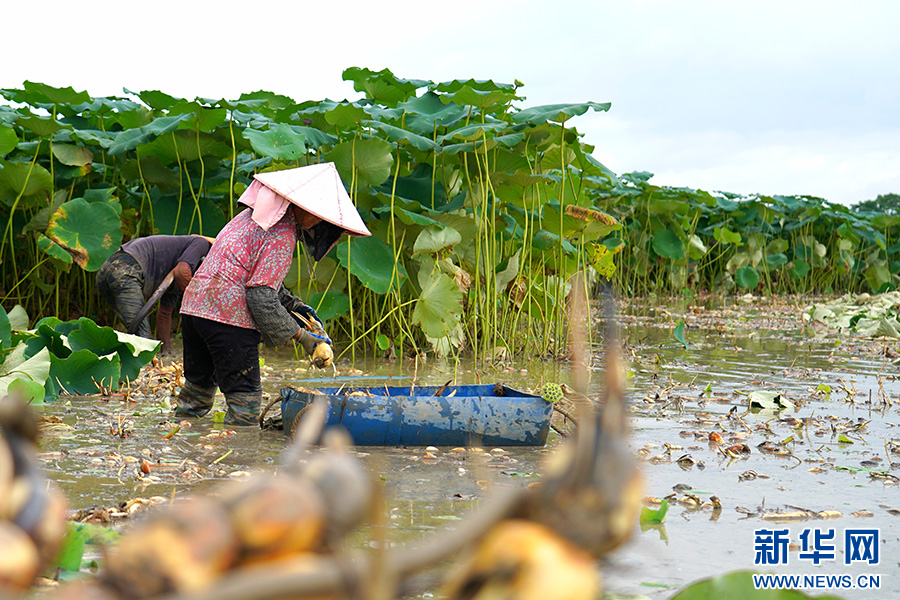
[4,0,898,205]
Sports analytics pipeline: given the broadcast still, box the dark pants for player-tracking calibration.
[181,314,262,396]
[96,251,150,337]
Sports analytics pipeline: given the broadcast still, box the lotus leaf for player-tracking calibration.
[652,229,684,260]
[0,126,17,156]
[307,291,351,322]
[789,259,810,279]
[343,67,428,107]
[0,160,53,206]
[368,122,438,152]
[35,233,73,266]
[413,271,462,339]
[323,102,368,128]
[48,348,121,395]
[748,390,792,410]
[713,226,741,245]
[413,226,461,256]
[735,266,759,289]
[336,235,405,294]
[326,137,394,190]
[0,345,50,400]
[512,101,611,125]
[108,114,192,155]
[243,123,308,160]
[45,198,122,270]
[399,91,466,132]
[150,196,227,236]
[51,143,93,166]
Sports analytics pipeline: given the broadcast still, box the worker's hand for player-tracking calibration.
[293,328,331,355]
[173,262,193,292]
[291,303,325,334]
[156,305,174,354]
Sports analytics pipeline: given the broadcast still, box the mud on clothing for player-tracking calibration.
[96,235,212,336]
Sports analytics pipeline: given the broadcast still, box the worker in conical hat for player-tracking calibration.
[174,163,370,426]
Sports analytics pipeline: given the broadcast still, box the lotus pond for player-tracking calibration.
[34,296,900,599]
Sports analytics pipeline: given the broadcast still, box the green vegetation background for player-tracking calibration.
[1,69,897,361]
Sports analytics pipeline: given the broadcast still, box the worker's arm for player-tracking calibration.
[156,305,173,354]
[276,285,327,334]
[246,286,300,347]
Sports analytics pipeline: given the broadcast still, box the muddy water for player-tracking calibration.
[35,297,900,599]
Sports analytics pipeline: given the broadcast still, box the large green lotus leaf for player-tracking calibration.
[51,143,93,167]
[66,318,120,355]
[325,137,394,190]
[149,195,227,236]
[651,229,685,260]
[322,102,368,128]
[285,126,336,150]
[8,378,47,405]
[439,121,507,143]
[372,204,441,228]
[441,85,517,109]
[16,115,66,137]
[49,349,121,395]
[306,291,351,322]
[7,306,28,332]
[112,331,160,382]
[20,82,90,106]
[766,253,788,268]
[0,306,10,349]
[865,263,892,292]
[45,198,122,271]
[0,160,53,206]
[413,271,462,339]
[0,345,50,400]
[130,89,179,111]
[343,67,428,106]
[735,266,760,289]
[399,92,466,133]
[108,114,192,156]
[171,102,228,132]
[118,156,181,190]
[336,236,406,294]
[713,226,742,245]
[532,229,577,253]
[36,233,73,265]
[789,259,810,279]
[0,126,17,156]
[368,122,438,152]
[512,101,611,125]
[143,129,232,163]
[413,226,461,256]
[115,105,153,130]
[243,123,308,160]
[495,250,520,294]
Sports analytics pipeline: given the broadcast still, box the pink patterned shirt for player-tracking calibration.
[181,208,297,329]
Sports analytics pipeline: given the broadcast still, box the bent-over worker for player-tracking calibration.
[96,235,213,353]
[174,163,371,426]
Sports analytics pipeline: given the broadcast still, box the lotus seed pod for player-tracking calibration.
[302,449,372,544]
[312,342,333,369]
[102,496,239,598]
[444,520,599,600]
[0,436,13,519]
[29,482,69,567]
[221,474,325,564]
[0,521,41,591]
